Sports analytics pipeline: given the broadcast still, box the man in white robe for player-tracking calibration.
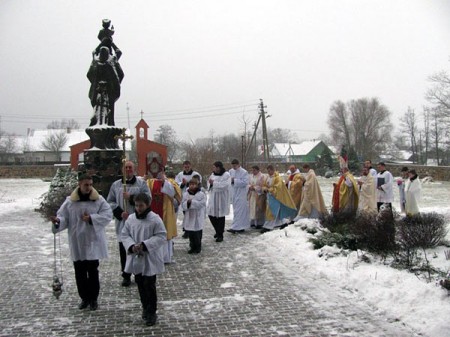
[364,160,377,177]
[228,159,250,233]
[175,160,202,193]
[175,160,202,238]
[405,169,422,215]
[207,161,231,242]
[107,161,151,286]
[120,193,166,326]
[357,166,377,214]
[147,170,178,264]
[51,174,112,311]
[397,166,409,213]
[376,162,394,212]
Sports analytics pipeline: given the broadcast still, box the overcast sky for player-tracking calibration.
[1,0,449,142]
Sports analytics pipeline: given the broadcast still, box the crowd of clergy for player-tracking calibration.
[49,157,423,326]
[105,159,423,270]
[153,158,424,248]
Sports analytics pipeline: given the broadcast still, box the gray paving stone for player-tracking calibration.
[0,206,422,337]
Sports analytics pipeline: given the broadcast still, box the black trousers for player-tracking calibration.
[209,216,225,238]
[73,260,100,302]
[119,242,131,280]
[188,230,203,252]
[135,274,157,315]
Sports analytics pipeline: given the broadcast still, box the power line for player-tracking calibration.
[1,101,260,123]
[138,109,245,123]
[144,103,258,117]
[291,128,328,133]
[143,99,259,114]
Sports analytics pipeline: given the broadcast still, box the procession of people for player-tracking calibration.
[50,157,423,326]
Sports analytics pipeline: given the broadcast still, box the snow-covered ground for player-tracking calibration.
[254,176,450,337]
[1,177,449,336]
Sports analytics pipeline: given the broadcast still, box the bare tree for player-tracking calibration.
[178,133,216,179]
[327,100,351,150]
[41,130,68,161]
[216,133,241,163]
[425,65,450,164]
[0,131,17,162]
[400,107,420,163]
[47,119,80,130]
[428,107,446,165]
[267,127,299,144]
[327,98,393,161]
[426,70,450,117]
[349,98,392,160]
[317,133,332,145]
[154,124,178,162]
[422,108,431,164]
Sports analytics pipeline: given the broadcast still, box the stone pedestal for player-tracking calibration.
[85,126,123,149]
[82,149,123,197]
[81,126,126,197]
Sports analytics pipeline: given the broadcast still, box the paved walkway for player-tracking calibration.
[0,205,420,337]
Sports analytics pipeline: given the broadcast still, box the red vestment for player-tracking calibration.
[150,179,164,218]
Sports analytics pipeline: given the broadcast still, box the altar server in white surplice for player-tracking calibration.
[228,159,250,233]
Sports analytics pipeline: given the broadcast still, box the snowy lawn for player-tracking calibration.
[254,177,450,337]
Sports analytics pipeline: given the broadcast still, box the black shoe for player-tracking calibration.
[279,224,288,230]
[255,225,263,229]
[260,228,270,234]
[214,234,218,238]
[216,236,223,242]
[89,300,98,311]
[235,229,245,233]
[146,313,157,326]
[121,278,131,287]
[78,300,89,310]
[182,232,189,239]
[227,229,236,234]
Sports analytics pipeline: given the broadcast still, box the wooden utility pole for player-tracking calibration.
[259,99,270,162]
[244,99,271,163]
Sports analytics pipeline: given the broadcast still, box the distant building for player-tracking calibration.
[271,140,334,163]
[379,149,414,165]
[18,128,131,163]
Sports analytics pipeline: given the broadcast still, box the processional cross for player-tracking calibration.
[114,128,134,212]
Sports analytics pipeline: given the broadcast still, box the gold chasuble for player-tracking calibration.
[287,172,305,210]
[332,172,359,213]
[265,172,296,221]
[298,169,327,217]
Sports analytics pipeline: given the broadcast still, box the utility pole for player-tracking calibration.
[245,114,261,161]
[244,99,271,163]
[259,99,270,162]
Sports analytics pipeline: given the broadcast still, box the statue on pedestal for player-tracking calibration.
[86,19,124,149]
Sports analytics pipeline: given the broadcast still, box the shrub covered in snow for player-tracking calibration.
[35,168,78,219]
[397,212,448,249]
[395,212,448,271]
[350,211,397,257]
